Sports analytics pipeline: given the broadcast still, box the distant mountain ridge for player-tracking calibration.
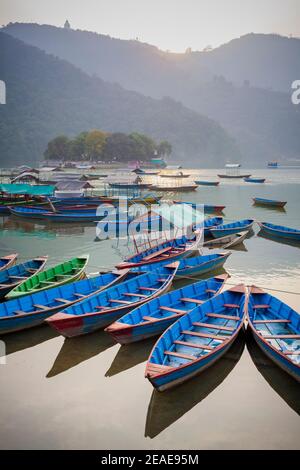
[0,32,238,166]
[3,23,300,164]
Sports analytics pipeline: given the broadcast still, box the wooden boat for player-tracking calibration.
[115,230,202,269]
[210,219,254,238]
[160,173,190,179]
[49,195,162,206]
[46,263,179,337]
[0,270,129,335]
[204,231,248,249]
[6,255,89,299]
[174,201,225,213]
[105,274,228,344]
[218,174,251,179]
[244,177,265,183]
[108,182,152,190]
[253,197,287,208]
[9,206,116,223]
[194,180,220,186]
[258,222,300,242]
[195,216,223,236]
[0,253,18,271]
[145,284,246,391]
[152,184,198,192]
[247,286,300,382]
[0,256,48,298]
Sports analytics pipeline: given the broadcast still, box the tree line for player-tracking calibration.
[44,130,172,162]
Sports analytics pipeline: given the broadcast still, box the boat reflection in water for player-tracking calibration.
[0,324,58,357]
[47,330,116,378]
[145,331,245,439]
[246,331,300,416]
[257,231,300,249]
[1,218,87,237]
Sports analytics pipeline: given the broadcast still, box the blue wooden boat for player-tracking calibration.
[258,222,300,242]
[9,206,116,223]
[46,263,179,337]
[0,256,48,298]
[253,197,286,208]
[0,270,129,335]
[132,252,231,277]
[105,274,228,344]
[244,177,265,183]
[174,201,225,213]
[0,253,18,271]
[145,284,246,391]
[196,216,223,236]
[194,180,220,186]
[115,231,202,269]
[247,286,300,382]
[108,182,152,189]
[210,219,254,238]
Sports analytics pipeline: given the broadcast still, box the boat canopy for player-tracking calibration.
[54,180,94,191]
[0,183,55,196]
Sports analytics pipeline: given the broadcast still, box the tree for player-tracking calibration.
[157,140,172,157]
[102,133,137,162]
[129,133,156,160]
[85,130,108,161]
[69,132,88,160]
[44,135,70,160]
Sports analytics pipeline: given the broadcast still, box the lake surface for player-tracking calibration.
[0,168,299,449]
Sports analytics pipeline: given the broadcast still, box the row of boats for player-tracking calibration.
[0,215,299,388]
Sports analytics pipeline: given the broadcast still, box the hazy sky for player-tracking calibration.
[0,0,299,51]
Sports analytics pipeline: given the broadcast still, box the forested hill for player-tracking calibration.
[4,23,300,164]
[0,32,239,167]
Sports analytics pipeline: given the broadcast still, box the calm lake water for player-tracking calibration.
[0,168,299,449]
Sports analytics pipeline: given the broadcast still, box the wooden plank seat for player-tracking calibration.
[143,247,173,261]
[160,306,188,314]
[146,363,172,374]
[165,350,195,361]
[207,313,240,321]
[123,292,148,298]
[14,310,27,315]
[26,268,37,273]
[74,293,85,298]
[157,278,169,282]
[94,305,110,310]
[182,330,227,340]
[283,350,300,355]
[9,275,27,280]
[143,315,157,322]
[33,304,48,310]
[180,297,204,304]
[139,286,156,292]
[253,319,291,324]
[108,299,132,304]
[174,340,214,350]
[253,304,270,309]
[0,283,11,287]
[224,303,240,308]
[262,334,300,339]
[206,289,217,294]
[54,298,70,304]
[192,322,234,332]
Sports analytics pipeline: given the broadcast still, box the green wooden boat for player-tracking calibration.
[6,255,89,299]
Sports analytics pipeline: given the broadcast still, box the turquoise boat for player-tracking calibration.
[0,257,48,298]
[105,274,228,344]
[145,284,246,391]
[210,219,254,238]
[0,270,129,335]
[253,197,286,208]
[258,222,300,242]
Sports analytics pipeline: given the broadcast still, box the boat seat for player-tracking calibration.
[143,247,173,261]
[207,313,240,321]
[205,289,217,294]
[0,283,10,288]
[182,330,227,340]
[139,286,156,291]
[143,316,157,322]
[26,268,37,274]
[223,303,239,308]
[108,299,132,304]
[54,298,70,304]
[253,304,270,309]
[160,306,188,314]
[174,340,213,350]
[9,275,27,280]
[180,297,204,304]
[33,304,48,310]
[74,293,85,298]
[13,310,26,315]
[157,278,168,282]
[164,350,195,361]
[192,322,234,332]
[263,334,300,339]
[94,305,110,310]
[124,292,148,298]
[253,319,290,324]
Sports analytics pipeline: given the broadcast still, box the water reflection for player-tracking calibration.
[105,337,156,377]
[257,230,300,249]
[246,331,300,415]
[0,324,58,356]
[47,330,116,377]
[145,331,245,438]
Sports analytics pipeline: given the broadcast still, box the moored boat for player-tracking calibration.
[145,284,246,391]
[253,197,287,208]
[152,184,198,192]
[194,180,220,186]
[204,231,248,249]
[258,222,300,241]
[210,219,254,238]
[6,255,89,299]
[0,270,129,335]
[247,286,300,382]
[218,174,251,179]
[0,257,48,298]
[196,216,223,236]
[174,201,225,213]
[46,263,179,337]
[115,230,202,269]
[244,177,266,183]
[0,253,18,271]
[105,274,228,344]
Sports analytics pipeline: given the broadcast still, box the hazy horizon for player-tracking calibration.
[1,0,300,52]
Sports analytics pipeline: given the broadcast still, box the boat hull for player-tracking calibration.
[218,174,251,179]
[258,223,300,241]
[177,254,229,276]
[253,198,286,208]
[194,181,220,186]
[211,223,253,238]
